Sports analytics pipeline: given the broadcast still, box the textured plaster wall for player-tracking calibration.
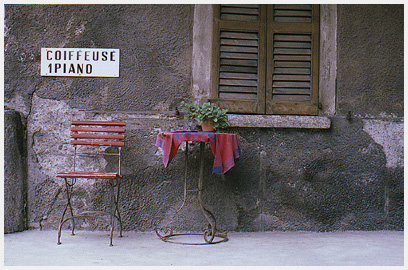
[5,4,196,231]
[337,5,404,118]
[4,4,403,233]
[335,4,404,229]
[5,4,193,114]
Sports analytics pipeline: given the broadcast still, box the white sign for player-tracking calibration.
[41,48,120,77]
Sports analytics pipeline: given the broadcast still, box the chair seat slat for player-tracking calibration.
[71,140,125,147]
[71,127,126,133]
[71,134,125,140]
[57,171,122,179]
[72,121,126,126]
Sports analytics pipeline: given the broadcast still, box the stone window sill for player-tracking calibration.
[227,114,331,129]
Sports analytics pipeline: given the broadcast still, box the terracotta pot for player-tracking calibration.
[201,119,215,132]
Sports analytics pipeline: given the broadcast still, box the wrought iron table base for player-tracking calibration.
[155,142,228,245]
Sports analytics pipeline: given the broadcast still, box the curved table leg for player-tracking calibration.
[155,141,228,245]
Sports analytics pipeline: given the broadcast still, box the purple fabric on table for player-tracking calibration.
[156,131,241,174]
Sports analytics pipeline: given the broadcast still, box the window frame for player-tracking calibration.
[191,4,335,128]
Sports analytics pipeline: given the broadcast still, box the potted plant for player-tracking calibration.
[180,101,229,132]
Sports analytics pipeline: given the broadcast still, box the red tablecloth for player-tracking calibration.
[156,131,241,175]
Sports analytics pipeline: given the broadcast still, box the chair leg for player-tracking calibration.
[109,208,114,247]
[57,203,68,245]
[115,206,123,238]
[58,178,76,245]
[114,179,123,237]
[109,179,117,246]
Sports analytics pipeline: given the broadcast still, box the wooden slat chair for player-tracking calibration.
[56,120,126,246]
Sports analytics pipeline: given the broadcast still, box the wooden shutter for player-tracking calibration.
[212,4,266,114]
[266,4,320,115]
[212,4,319,115]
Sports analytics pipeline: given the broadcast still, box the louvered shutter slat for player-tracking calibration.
[220,45,259,53]
[274,34,312,41]
[273,75,311,81]
[274,55,311,61]
[220,58,258,67]
[220,31,258,39]
[221,39,259,47]
[220,65,258,73]
[220,72,258,80]
[273,88,311,94]
[274,4,312,10]
[274,10,312,17]
[273,81,310,88]
[274,48,312,55]
[274,41,311,48]
[274,67,311,74]
[220,52,259,60]
[219,93,258,100]
[221,7,259,15]
[219,86,258,93]
[275,17,312,23]
[272,95,311,102]
[220,79,258,87]
[275,61,311,68]
[222,4,259,8]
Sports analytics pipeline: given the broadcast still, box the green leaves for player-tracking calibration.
[180,101,229,130]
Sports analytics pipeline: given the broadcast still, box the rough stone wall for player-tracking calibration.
[4,109,28,233]
[4,4,403,233]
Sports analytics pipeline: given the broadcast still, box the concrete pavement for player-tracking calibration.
[3,229,404,266]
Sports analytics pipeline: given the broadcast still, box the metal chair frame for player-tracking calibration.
[56,120,126,246]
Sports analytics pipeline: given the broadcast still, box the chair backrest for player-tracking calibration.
[70,120,126,174]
